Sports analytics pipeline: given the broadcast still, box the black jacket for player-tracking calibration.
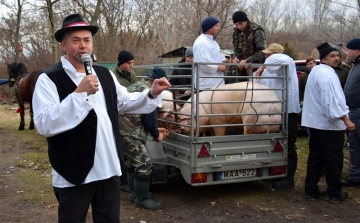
[170,58,192,94]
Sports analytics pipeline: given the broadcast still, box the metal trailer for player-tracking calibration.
[132,62,290,186]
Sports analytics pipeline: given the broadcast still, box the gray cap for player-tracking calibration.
[331,42,344,59]
[185,47,193,57]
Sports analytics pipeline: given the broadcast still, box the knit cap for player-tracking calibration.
[232,11,248,23]
[117,50,134,65]
[317,42,339,60]
[201,16,219,33]
[346,38,360,50]
[147,67,167,79]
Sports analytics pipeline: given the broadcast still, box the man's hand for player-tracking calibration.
[184,90,191,95]
[150,77,171,98]
[237,59,248,70]
[218,65,227,72]
[255,65,265,77]
[342,115,355,131]
[156,127,169,142]
[74,74,99,96]
[345,120,355,131]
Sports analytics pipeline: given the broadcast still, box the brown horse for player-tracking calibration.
[7,62,42,130]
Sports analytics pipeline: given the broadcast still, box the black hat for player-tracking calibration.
[317,42,339,60]
[55,14,99,42]
[117,50,134,65]
[232,11,248,23]
[147,67,167,79]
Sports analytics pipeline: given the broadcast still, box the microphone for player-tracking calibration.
[81,53,92,75]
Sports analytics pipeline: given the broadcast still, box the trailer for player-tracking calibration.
[133,62,290,186]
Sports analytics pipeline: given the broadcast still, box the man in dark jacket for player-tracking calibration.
[331,43,350,89]
[343,38,360,187]
[299,57,316,104]
[170,47,194,96]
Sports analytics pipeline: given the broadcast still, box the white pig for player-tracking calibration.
[178,82,282,136]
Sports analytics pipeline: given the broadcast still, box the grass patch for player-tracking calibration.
[0,104,47,152]
[17,153,51,171]
[17,167,54,204]
[1,104,53,204]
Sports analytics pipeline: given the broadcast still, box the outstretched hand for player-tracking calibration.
[156,127,169,142]
[150,77,171,97]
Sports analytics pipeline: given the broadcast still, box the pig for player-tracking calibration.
[177,82,282,136]
[156,90,180,131]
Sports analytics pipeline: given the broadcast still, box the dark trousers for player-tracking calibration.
[54,176,120,223]
[284,113,299,181]
[305,128,344,199]
[348,107,360,182]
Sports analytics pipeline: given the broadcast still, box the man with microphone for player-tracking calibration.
[32,14,170,222]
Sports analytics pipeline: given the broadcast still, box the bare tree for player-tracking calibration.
[0,0,25,62]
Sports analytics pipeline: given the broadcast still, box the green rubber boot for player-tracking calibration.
[134,179,162,210]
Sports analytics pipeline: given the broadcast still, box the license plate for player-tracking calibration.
[226,154,256,160]
[221,169,256,179]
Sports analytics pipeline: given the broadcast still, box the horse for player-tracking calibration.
[7,62,42,130]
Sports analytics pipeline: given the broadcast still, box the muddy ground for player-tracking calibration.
[1,119,360,222]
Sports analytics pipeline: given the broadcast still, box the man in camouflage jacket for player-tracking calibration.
[119,67,169,210]
[228,11,266,83]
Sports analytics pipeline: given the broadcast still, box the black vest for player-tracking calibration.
[44,62,124,185]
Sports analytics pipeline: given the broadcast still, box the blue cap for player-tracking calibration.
[147,67,167,79]
[201,16,219,33]
[346,38,360,50]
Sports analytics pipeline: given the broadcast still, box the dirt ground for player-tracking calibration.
[1,126,360,223]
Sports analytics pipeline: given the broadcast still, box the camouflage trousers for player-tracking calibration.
[123,139,153,175]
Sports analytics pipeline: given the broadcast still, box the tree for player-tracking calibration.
[283,42,298,60]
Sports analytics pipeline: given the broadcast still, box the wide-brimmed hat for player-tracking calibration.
[55,14,99,42]
[262,43,284,54]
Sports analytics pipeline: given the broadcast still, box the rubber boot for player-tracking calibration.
[127,172,136,203]
[134,178,162,210]
[128,172,154,203]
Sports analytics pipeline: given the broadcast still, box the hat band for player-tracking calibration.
[65,22,89,28]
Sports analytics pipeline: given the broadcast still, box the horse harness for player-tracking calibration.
[9,70,29,107]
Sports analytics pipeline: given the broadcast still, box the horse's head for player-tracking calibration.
[6,62,28,87]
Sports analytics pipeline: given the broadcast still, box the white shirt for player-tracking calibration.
[193,33,226,89]
[301,64,348,130]
[32,56,162,188]
[262,53,301,114]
